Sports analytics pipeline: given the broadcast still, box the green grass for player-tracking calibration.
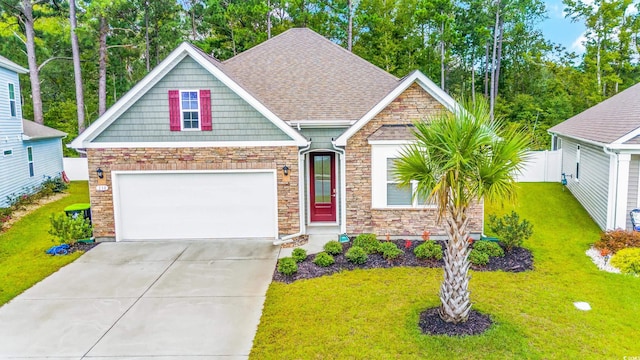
[0,182,90,306]
[251,183,640,359]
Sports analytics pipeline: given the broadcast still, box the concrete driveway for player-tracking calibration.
[0,240,279,359]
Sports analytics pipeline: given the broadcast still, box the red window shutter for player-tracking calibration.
[200,89,212,131]
[168,90,181,131]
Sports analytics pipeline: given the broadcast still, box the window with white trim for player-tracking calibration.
[386,157,433,207]
[180,90,200,130]
[8,83,16,117]
[27,146,34,177]
[3,149,12,156]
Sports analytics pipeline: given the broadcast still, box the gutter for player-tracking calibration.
[273,141,311,246]
[332,140,347,235]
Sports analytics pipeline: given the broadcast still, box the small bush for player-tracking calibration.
[595,229,640,254]
[469,249,489,266]
[414,241,443,260]
[473,241,505,257]
[353,233,380,254]
[610,248,640,275]
[41,176,68,194]
[48,213,93,244]
[345,246,368,264]
[313,252,335,267]
[277,257,298,276]
[488,211,533,251]
[323,240,343,255]
[379,241,403,260]
[291,248,307,263]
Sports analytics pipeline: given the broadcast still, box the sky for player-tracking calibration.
[538,0,587,54]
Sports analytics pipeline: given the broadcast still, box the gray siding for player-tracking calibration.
[0,138,64,207]
[300,128,346,150]
[561,138,610,230]
[94,57,292,142]
[0,67,23,139]
[626,155,640,230]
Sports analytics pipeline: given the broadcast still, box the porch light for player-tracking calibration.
[282,165,289,176]
[96,168,104,179]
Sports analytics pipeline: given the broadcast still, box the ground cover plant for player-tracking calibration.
[254,183,640,358]
[0,182,91,306]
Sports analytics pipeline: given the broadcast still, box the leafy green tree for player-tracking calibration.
[394,99,529,323]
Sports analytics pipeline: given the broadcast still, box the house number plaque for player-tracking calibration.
[96,185,108,191]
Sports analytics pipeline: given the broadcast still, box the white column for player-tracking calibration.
[615,153,631,229]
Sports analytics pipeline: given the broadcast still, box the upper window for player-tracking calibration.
[181,91,200,130]
[8,83,16,117]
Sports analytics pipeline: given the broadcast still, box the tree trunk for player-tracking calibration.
[347,0,353,51]
[98,16,108,116]
[145,0,150,72]
[471,51,476,105]
[439,204,472,323]
[489,0,501,119]
[493,18,504,108]
[69,0,85,133]
[21,0,43,124]
[267,0,271,39]
[484,41,489,99]
[440,17,445,90]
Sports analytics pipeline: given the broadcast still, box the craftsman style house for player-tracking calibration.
[71,28,482,242]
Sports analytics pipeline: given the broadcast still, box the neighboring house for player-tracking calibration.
[549,82,640,231]
[0,55,66,208]
[70,28,483,242]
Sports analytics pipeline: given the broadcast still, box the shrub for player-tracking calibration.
[48,213,93,244]
[488,211,533,251]
[277,257,298,276]
[291,248,307,263]
[610,248,640,275]
[378,241,403,260]
[469,249,489,266]
[473,241,505,257]
[323,240,343,255]
[353,233,380,254]
[345,246,368,264]
[41,176,68,195]
[414,241,443,260]
[313,252,335,267]
[595,229,640,254]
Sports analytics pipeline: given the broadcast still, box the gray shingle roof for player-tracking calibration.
[0,55,28,73]
[368,124,415,141]
[221,28,400,122]
[22,119,66,140]
[549,82,640,144]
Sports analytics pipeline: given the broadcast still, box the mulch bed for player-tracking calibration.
[68,241,99,253]
[273,240,533,283]
[419,307,492,336]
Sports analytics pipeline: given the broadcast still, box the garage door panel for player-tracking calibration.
[115,172,277,240]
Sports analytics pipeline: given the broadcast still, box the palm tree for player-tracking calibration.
[395,99,529,324]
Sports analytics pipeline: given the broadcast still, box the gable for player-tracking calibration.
[94,57,293,143]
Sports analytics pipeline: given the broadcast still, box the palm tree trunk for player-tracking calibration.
[439,204,472,323]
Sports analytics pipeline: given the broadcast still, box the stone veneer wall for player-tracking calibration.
[87,146,299,240]
[345,83,483,236]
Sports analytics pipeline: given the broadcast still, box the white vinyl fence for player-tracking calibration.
[516,150,562,182]
[63,157,89,181]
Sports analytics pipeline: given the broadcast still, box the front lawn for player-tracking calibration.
[0,181,90,306]
[251,183,640,359]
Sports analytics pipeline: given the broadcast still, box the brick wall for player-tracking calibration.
[87,146,299,240]
[345,83,483,236]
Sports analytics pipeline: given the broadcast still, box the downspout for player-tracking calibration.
[602,146,618,228]
[332,140,347,235]
[273,141,311,246]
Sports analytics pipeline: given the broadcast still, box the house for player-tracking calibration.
[549,82,640,231]
[70,28,483,242]
[0,55,66,208]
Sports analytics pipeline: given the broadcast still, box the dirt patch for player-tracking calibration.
[1,192,69,232]
[419,307,492,336]
[274,240,533,283]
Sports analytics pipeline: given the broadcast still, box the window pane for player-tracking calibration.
[314,155,331,203]
[387,184,412,205]
[192,112,198,120]
[8,84,14,99]
[182,92,189,100]
[27,147,33,161]
[10,102,16,117]
[29,162,34,177]
[386,158,398,181]
[192,120,198,128]
[190,91,198,100]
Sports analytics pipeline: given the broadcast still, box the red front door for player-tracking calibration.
[310,153,336,222]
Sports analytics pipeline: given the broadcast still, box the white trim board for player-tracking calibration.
[70,42,308,149]
[78,140,300,149]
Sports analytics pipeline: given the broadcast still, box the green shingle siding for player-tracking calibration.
[300,128,347,150]
[94,57,292,143]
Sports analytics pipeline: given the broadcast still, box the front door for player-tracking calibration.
[310,153,336,222]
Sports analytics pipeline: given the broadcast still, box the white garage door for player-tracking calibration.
[113,171,278,241]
